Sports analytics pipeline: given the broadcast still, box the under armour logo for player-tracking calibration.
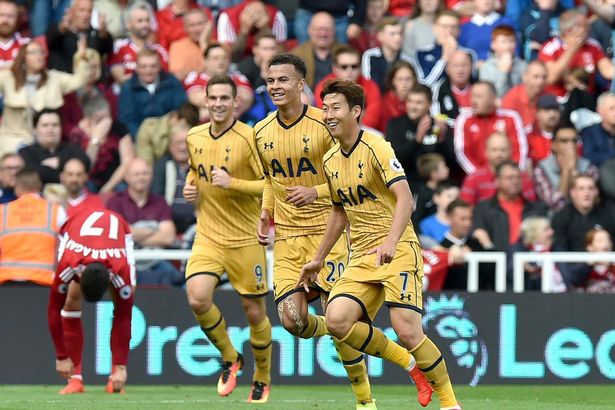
[330,171,339,179]
[358,161,365,178]
[400,293,412,301]
[264,142,274,150]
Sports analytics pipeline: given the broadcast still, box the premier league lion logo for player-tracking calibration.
[422,295,488,386]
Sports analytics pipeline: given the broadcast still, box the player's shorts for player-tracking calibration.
[328,241,423,322]
[273,233,349,304]
[185,240,268,297]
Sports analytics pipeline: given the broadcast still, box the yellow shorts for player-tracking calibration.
[328,241,424,322]
[185,240,268,297]
[273,233,349,304]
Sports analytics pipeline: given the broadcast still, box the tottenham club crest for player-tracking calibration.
[302,135,310,152]
[357,160,365,178]
[389,158,404,173]
[224,145,231,162]
[423,295,488,386]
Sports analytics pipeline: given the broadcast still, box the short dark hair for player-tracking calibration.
[494,159,519,178]
[15,167,42,192]
[409,83,432,102]
[375,16,401,32]
[333,44,360,64]
[434,180,458,194]
[81,262,110,302]
[254,29,277,46]
[59,156,89,174]
[33,108,61,128]
[417,153,445,179]
[177,103,200,127]
[206,74,237,98]
[554,125,577,140]
[268,53,307,79]
[320,79,365,123]
[446,198,471,215]
[204,42,225,59]
[473,80,497,96]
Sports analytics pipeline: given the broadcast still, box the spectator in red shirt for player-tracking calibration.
[379,60,417,132]
[184,43,254,122]
[539,9,614,98]
[527,94,561,166]
[349,0,387,54]
[217,0,286,62]
[0,0,28,70]
[454,81,528,174]
[156,0,210,50]
[59,157,105,218]
[110,1,169,85]
[460,132,537,205]
[501,60,548,133]
[314,45,382,130]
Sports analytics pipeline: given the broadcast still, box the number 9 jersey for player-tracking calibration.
[54,209,136,292]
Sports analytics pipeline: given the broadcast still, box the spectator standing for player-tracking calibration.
[401,0,442,57]
[472,160,546,252]
[109,1,170,85]
[29,0,71,37]
[454,81,528,174]
[460,132,536,205]
[59,157,105,218]
[68,95,135,193]
[349,0,387,54]
[119,49,187,138]
[46,0,113,73]
[168,8,212,81]
[580,92,615,166]
[458,0,515,61]
[534,126,598,212]
[107,158,182,286]
[361,17,403,92]
[18,110,90,185]
[551,174,615,251]
[0,168,66,286]
[519,0,561,61]
[156,0,209,50]
[501,61,548,133]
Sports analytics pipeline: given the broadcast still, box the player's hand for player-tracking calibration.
[183,178,198,204]
[109,365,127,393]
[286,186,318,207]
[367,239,397,266]
[297,259,323,292]
[257,209,272,245]
[56,358,74,379]
[211,167,231,188]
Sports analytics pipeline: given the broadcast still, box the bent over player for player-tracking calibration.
[183,75,272,403]
[300,80,460,409]
[48,208,135,395]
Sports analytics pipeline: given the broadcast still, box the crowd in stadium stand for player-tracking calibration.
[1,0,615,293]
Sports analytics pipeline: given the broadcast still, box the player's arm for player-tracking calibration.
[109,286,133,392]
[211,167,265,196]
[368,179,414,266]
[298,204,348,291]
[286,182,329,207]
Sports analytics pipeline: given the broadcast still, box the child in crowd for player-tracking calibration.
[413,153,450,227]
[419,180,460,244]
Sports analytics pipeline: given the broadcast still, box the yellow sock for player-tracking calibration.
[340,322,411,369]
[298,314,327,339]
[334,337,372,404]
[410,336,458,407]
[250,317,272,385]
[194,304,237,362]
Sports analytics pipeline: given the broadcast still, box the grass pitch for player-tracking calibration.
[0,385,613,410]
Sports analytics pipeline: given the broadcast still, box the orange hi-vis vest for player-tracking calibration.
[0,194,60,286]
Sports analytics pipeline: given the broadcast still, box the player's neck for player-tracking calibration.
[339,126,362,153]
[210,117,235,136]
[277,101,304,124]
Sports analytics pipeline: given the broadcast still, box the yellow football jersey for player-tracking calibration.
[323,130,419,256]
[254,105,336,240]
[187,120,264,248]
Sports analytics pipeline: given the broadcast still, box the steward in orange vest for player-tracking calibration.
[0,168,66,286]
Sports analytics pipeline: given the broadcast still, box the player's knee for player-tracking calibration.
[187,294,213,315]
[326,310,352,339]
[280,311,301,336]
[243,302,266,325]
[395,325,424,349]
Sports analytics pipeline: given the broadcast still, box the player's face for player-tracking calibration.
[405,92,430,121]
[60,159,88,196]
[322,92,361,139]
[0,1,18,37]
[206,83,237,124]
[266,63,304,107]
[333,53,361,82]
[34,113,62,149]
[129,8,152,40]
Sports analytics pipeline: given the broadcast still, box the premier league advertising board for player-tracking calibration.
[1,288,614,384]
